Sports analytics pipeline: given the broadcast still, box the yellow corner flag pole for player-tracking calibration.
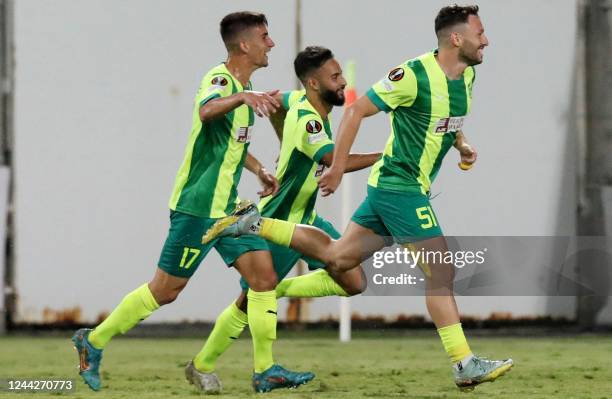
[339,60,356,343]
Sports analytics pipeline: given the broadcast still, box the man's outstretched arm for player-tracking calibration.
[319,150,382,173]
[268,91,287,142]
[318,95,380,195]
[200,90,280,123]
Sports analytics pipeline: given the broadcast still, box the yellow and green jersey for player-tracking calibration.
[281,89,305,110]
[259,93,334,224]
[366,50,475,194]
[169,63,254,218]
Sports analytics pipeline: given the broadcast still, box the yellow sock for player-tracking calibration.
[437,323,472,363]
[275,270,348,298]
[88,283,160,349]
[259,218,295,247]
[193,302,248,372]
[247,289,277,373]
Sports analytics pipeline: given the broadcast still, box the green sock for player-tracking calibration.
[259,218,296,247]
[193,302,248,372]
[88,283,159,349]
[247,289,277,373]
[275,270,348,298]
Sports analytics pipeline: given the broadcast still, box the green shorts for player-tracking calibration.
[239,215,341,290]
[158,211,269,278]
[351,185,443,244]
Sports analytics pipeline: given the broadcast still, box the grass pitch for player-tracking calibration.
[0,331,611,398]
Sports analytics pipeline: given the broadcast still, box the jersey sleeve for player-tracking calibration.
[366,65,417,112]
[465,66,476,96]
[464,66,476,114]
[294,114,334,162]
[195,73,234,106]
[281,90,306,110]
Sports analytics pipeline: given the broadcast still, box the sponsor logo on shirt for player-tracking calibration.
[236,126,253,143]
[308,132,327,144]
[207,85,224,94]
[381,78,394,92]
[434,116,464,134]
[306,119,323,134]
[388,67,404,82]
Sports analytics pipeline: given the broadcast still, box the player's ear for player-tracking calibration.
[307,77,319,92]
[239,27,259,54]
[239,40,250,54]
[449,31,462,48]
[451,24,468,48]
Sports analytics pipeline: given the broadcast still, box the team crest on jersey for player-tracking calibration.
[306,120,323,134]
[388,67,404,82]
[211,76,228,86]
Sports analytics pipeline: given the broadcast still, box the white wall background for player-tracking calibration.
[14,0,594,323]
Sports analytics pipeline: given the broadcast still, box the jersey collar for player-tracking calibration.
[220,62,251,91]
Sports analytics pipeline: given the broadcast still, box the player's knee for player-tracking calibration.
[355,275,368,295]
[343,273,368,296]
[235,292,248,312]
[248,272,278,292]
[426,263,455,287]
[150,285,184,306]
[328,260,348,275]
[149,268,189,305]
[329,255,361,275]
[156,289,181,306]
[344,283,365,296]
[323,242,346,271]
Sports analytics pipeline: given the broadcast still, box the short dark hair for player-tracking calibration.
[294,46,334,83]
[220,11,268,50]
[435,4,479,36]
